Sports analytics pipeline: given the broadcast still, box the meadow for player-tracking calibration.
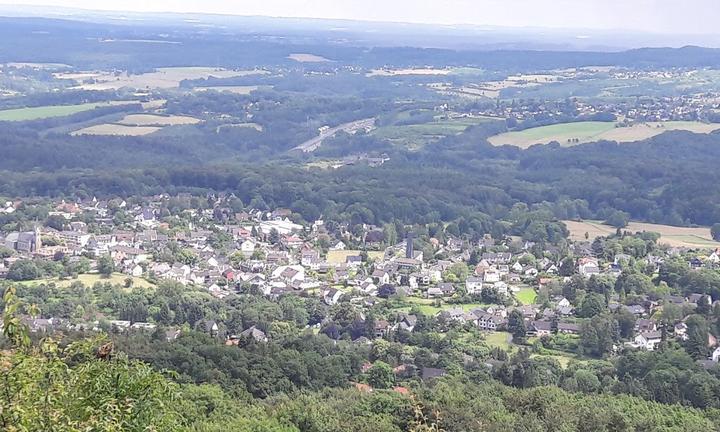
[372,115,498,149]
[0,101,134,121]
[563,219,720,248]
[488,121,720,148]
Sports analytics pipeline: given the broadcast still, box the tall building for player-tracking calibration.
[405,232,414,259]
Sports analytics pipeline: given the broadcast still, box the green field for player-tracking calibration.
[396,297,490,315]
[0,102,131,121]
[515,287,538,305]
[373,116,497,149]
[488,121,720,148]
[483,331,514,351]
[17,273,155,289]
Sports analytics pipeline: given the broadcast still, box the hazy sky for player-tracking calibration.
[1,0,719,34]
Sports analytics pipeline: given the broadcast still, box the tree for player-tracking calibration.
[711,223,720,241]
[507,309,527,340]
[580,314,619,357]
[7,259,42,281]
[366,361,395,389]
[579,293,606,318]
[684,315,710,359]
[97,255,115,277]
[605,211,629,229]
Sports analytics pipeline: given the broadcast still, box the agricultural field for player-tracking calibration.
[326,250,384,264]
[563,219,720,248]
[17,273,155,289]
[70,124,162,136]
[0,101,135,121]
[63,67,268,90]
[488,121,720,148]
[288,53,332,63]
[372,115,498,149]
[117,114,201,126]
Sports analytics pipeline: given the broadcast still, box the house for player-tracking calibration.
[633,331,662,351]
[636,319,657,333]
[483,268,501,283]
[240,239,256,256]
[372,269,391,285]
[395,314,417,332]
[578,258,600,277]
[713,346,720,363]
[674,322,688,339]
[557,322,580,335]
[374,320,390,338]
[529,320,553,336]
[421,367,446,381]
[624,304,647,316]
[426,286,444,298]
[438,283,455,296]
[323,288,344,305]
[240,325,268,342]
[466,276,483,294]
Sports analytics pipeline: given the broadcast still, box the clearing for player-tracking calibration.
[488,121,720,148]
[372,115,498,149]
[288,53,332,63]
[327,250,384,264]
[117,114,201,126]
[66,67,268,90]
[71,124,162,136]
[0,101,135,121]
[17,273,155,289]
[563,219,720,248]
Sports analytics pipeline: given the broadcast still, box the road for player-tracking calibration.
[292,118,375,153]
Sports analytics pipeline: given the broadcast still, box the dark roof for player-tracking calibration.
[421,367,446,381]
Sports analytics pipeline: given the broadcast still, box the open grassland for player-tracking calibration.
[71,124,162,136]
[0,101,134,121]
[17,273,155,289]
[488,121,720,148]
[68,67,268,90]
[515,287,538,305]
[563,219,720,248]
[288,53,332,63]
[372,115,498,149]
[117,114,201,126]
[327,250,384,264]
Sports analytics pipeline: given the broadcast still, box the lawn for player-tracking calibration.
[515,287,538,305]
[488,121,720,148]
[17,273,155,289]
[483,331,513,351]
[396,297,490,315]
[0,101,133,121]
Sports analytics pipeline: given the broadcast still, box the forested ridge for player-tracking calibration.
[3,128,720,227]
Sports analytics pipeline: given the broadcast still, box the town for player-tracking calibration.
[2,193,719,373]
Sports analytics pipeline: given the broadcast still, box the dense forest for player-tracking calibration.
[2,127,720,228]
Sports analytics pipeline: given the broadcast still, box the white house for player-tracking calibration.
[713,346,720,362]
[633,331,662,351]
[240,239,256,256]
[466,276,483,294]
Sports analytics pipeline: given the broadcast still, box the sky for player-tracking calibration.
[0,0,718,35]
